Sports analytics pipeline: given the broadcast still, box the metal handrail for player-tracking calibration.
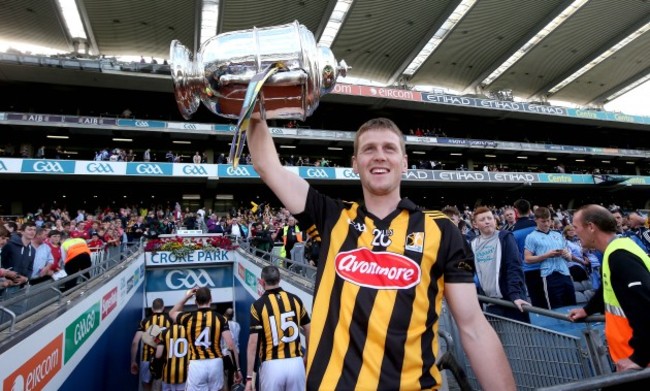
[0,243,140,333]
[237,241,316,293]
[478,295,605,323]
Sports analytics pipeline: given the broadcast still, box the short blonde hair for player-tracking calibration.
[353,118,406,156]
[562,225,574,238]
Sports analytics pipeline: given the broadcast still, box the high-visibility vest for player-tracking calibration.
[280,225,302,258]
[62,238,91,264]
[602,237,650,363]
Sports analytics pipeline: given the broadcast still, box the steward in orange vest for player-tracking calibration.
[61,237,92,291]
[569,205,650,379]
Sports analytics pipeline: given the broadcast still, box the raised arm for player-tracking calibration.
[169,288,195,323]
[445,283,516,391]
[247,117,309,214]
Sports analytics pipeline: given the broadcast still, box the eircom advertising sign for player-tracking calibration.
[0,258,143,390]
[3,335,63,391]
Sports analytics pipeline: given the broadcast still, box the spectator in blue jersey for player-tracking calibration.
[524,207,576,309]
[245,115,515,390]
[30,227,55,285]
[563,225,590,282]
[471,207,530,322]
[512,199,546,307]
[625,211,650,253]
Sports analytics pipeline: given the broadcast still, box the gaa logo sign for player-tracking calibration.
[182,165,208,175]
[341,169,359,179]
[33,161,64,173]
[0,160,7,171]
[306,168,330,178]
[135,120,149,127]
[226,166,252,176]
[86,163,114,173]
[165,269,216,289]
[136,164,164,175]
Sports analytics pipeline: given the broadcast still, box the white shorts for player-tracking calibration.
[162,382,186,391]
[139,361,152,384]
[259,357,305,391]
[186,358,224,391]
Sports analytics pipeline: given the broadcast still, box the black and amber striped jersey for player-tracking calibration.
[158,324,189,384]
[137,313,172,362]
[305,223,321,243]
[177,308,230,360]
[250,287,311,362]
[296,187,475,391]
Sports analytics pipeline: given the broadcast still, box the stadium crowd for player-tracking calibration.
[2,197,649,305]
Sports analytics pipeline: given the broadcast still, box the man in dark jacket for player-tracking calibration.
[0,221,37,292]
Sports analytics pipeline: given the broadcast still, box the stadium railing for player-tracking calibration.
[239,242,650,390]
[0,242,140,335]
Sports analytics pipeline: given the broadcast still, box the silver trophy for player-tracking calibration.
[170,20,349,121]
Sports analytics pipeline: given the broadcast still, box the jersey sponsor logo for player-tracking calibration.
[405,232,425,253]
[102,287,118,320]
[372,228,393,247]
[86,162,114,173]
[347,218,366,232]
[3,335,63,391]
[335,248,421,289]
[182,165,208,175]
[165,269,216,289]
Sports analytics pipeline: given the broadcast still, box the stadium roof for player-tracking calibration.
[0,0,648,107]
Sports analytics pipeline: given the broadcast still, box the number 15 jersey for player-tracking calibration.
[250,287,311,362]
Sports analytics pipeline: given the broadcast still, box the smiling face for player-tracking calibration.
[352,128,407,199]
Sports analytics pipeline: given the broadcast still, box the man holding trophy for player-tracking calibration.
[171,21,514,391]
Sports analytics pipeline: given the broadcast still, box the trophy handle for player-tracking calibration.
[170,40,203,120]
[317,46,351,96]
